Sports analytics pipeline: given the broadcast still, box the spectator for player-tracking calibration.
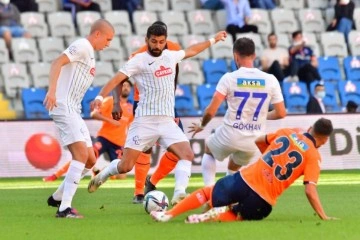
[261,32,289,82]
[0,0,31,56]
[63,0,101,13]
[200,0,224,10]
[306,83,326,114]
[221,0,258,42]
[10,0,38,12]
[112,0,142,33]
[328,0,355,43]
[289,31,321,90]
[346,100,358,113]
[249,0,276,9]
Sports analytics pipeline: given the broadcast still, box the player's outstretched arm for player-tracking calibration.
[305,183,338,220]
[183,31,227,59]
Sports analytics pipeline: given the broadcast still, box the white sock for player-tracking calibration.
[59,160,85,212]
[52,168,91,201]
[201,153,216,186]
[226,169,237,175]
[98,159,120,182]
[174,160,192,196]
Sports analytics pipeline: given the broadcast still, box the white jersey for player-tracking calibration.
[216,67,283,136]
[50,38,96,115]
[120,49,185,117]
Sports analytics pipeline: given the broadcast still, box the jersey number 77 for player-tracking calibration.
[234,91,268,121]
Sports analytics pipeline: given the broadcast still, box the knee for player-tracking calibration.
[181,150,194,161]
[119,161,134,173]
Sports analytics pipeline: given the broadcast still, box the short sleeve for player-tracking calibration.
[119,55,141,79]
[63,39,87,62]
[169,50,185,63]
[216,73,230,96]
[269,75,284,104]
[303,152,321,184]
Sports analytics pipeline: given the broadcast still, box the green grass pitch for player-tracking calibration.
[0,170,359,240]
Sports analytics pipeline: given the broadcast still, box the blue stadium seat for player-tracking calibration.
[175,84,199,117]
[81,86,101,118]
[338,80,360,107]
[343,56,360,82]
[230,60,237,72]
[309,81,341,112]
[196,84,226,115]
[282,81,309,113]
[21,88,50,119]
[317,57,342,82]
[202,59,228,84]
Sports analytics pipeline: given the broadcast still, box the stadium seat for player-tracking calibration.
[20,12,48,38]
[186,10,215,35]
[306,0,329,9]
[11,38,39,63]
[76,11,102,37]
[93,0,112,12]
[38,37,65,62]
[1,63,30,98]
[202,59,228,85]
[160,11,189,36]
[123,35,146,58]
[317,56,342,82]
[210,36,233,59]
[321,32,348,57]
[21,88,49,119]
[144,0,169,12]
[338,80,360,107]
[236,32,263,56]
[271,8,299,34]
[98,36,125,63]
[298,9,325,33]
[309,81,341,112]
[354,8,360,30]
[282,81,309,113]
[343,56,360,81]
[104,11,132,37]
[230,60,237,71]
[93,61,115,87]
[324,7,335,26]
[175,84,199,116]
[133,10,158,35]
[279,0,305,9]
[48,11,76,38]
[177,59,204,85]
[214,9,226,31]
[303,32,322,56]
[81,86,102,118]
[0,38,9,64]
[197,84,226,115]
[348,31,360,56]
[248,8,272,34]
[30,62,51,88]
[36,0,58,13]
[170,0,197,11]
[181,34,210,60]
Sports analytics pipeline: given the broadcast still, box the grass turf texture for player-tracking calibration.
[0,170,359,240]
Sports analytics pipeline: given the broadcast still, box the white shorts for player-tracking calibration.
[51,113,92,148]
[125,116,189,152]
[206,124,258,166]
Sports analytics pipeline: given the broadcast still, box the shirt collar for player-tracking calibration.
[303,133,316,147]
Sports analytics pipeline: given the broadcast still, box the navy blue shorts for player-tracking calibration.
[133,101,184,132]
[212,172,272,220]
[94,136,123,161]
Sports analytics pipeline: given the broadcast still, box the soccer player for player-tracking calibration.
[189,37,286,187]
[126,21,187,204]
[42,80,133,182]
[43,19,114,218]
[87,25,227,200]
[152,118,338,222]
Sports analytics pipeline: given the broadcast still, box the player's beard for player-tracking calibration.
[121,91,130,98]
[148,46,163,57]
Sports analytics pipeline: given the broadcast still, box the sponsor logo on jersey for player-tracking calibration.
[155,66,172,77]
[237,78,265,88]
[290,133,309,152]
[90,67,95,76]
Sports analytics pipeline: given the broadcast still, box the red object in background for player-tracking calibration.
[25,133,62,170]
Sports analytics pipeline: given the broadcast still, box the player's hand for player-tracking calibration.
[111,101,123,121]
[214,31,227,43]
[43,91,57,111]
[90,99,102,112]
[188,122,204,138]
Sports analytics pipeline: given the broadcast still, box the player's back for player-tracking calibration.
[219,67,283,135]
[240,128,321,205]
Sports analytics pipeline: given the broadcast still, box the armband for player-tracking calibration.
[209,38,216,46]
